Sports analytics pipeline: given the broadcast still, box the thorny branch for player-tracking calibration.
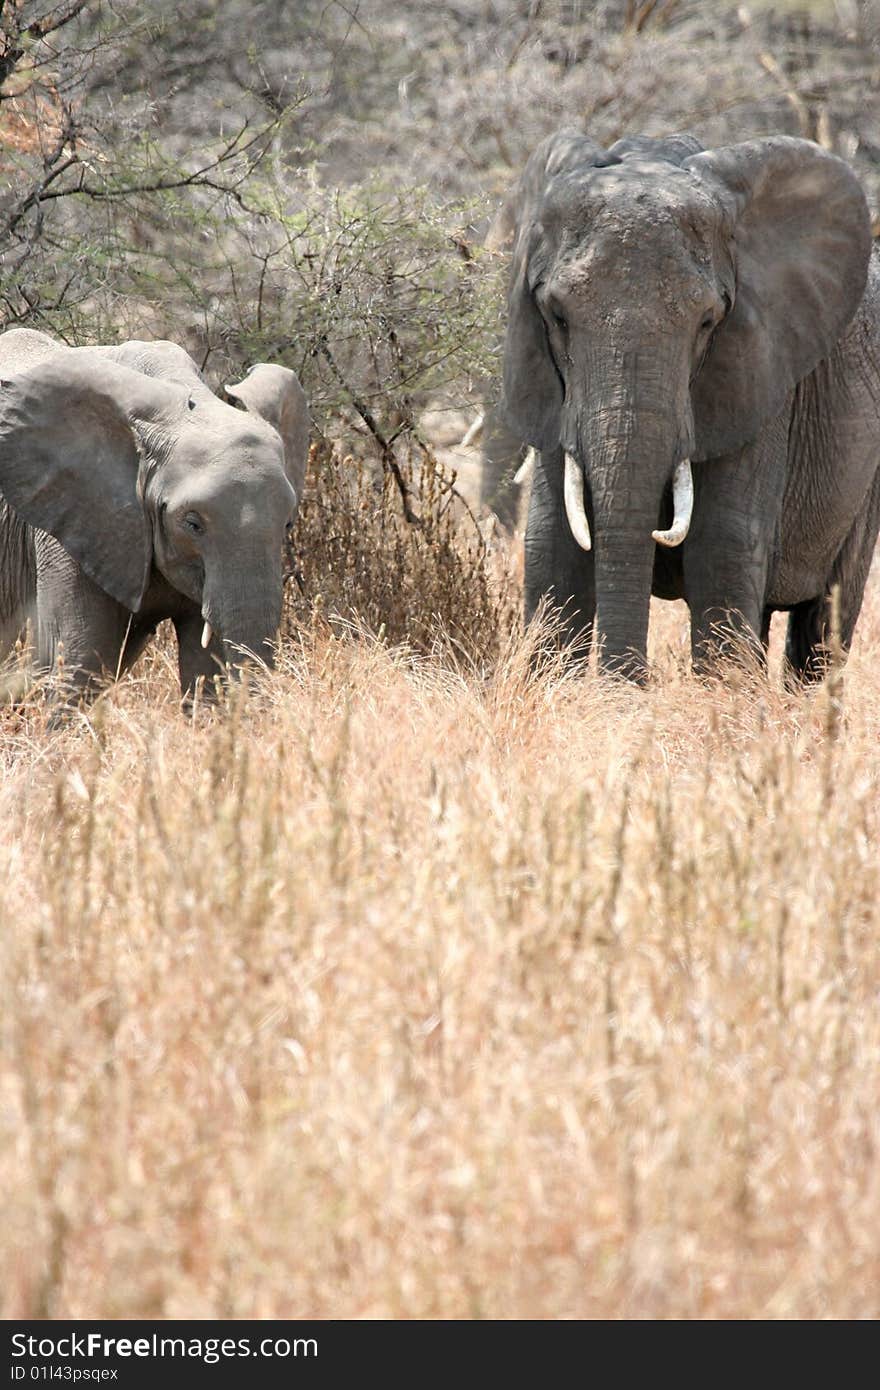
[0,0,89,92]
[1,118,280,243]
[318,335,421,526]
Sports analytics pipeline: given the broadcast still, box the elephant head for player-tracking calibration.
[0,343,308,674]
[502,131,872,676]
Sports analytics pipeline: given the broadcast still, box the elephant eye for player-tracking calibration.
[542,294,567,334]
[184,511,205,536]
[699,311,715,334]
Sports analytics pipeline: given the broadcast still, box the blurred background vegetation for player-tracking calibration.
[2,1,879,653]
[3,1,879,419]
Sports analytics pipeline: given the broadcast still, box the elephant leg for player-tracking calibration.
[785,467,880,686]
[34,536,147,704]
[784,596,830,685]
[524,446,595,658]
[683,426,786,674]
[174,611,224,708]
[480,403,526,528]
[0,501,36,665]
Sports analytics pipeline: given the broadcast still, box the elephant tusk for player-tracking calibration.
[459,412,485,448]
[564,452,592,552]
[652,458,693,548]
[513,447,535,487]
[201,620,213,650]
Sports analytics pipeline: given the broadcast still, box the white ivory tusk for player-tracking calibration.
[201,620,213,650]
[513,447,535,487]
[459,412,485,448]
[564,452,592,551]
[652,458,694,548]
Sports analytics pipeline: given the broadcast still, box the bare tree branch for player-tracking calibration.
[318,335,421,526]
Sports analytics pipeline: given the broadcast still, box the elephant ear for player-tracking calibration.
[225,364,310,505]
[0,356,177,611]
[500,130,610,451]
[685,136,872,460]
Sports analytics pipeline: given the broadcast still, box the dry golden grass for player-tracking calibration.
[1,508,879,1318]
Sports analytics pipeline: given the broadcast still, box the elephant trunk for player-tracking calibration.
[203,560,283,674]
[589,476,658,680]
[574,352,692,679]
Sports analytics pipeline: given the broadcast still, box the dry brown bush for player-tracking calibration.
[285,439,518,666]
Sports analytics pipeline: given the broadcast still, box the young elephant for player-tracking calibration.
[0,329,309,703]
[500,130,880,680]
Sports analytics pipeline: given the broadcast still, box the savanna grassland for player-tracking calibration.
[2,0,880,1322]
[2,501,879,1319]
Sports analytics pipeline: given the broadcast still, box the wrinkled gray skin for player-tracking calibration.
[479,395,527,529]
[501,130,880,680]
[0,329,309,704]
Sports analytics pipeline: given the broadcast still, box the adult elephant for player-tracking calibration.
[501,130,880,680]
[0,329,309,703]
